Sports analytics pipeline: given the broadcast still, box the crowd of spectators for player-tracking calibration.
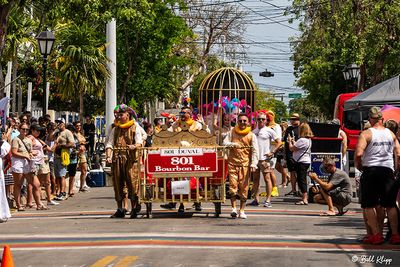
[1,111,92,217]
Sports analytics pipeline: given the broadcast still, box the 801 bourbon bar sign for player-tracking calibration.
[147,148,217,174]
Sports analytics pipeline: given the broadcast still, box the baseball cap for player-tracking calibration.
[368,106,382,119]
[290,113,300,120]
[55,117,66,124]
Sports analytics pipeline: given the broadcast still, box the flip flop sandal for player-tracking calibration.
[36,205,49,210]
[17,207,25,212]
[320,211,336,216]
[336,209,349,216]
[295,201,308,205]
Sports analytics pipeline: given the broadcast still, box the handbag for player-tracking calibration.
[61,148,70,166]
[293,139,311,163]
[18,136,31,159]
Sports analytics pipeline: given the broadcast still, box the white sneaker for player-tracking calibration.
[263,201,272,208]
[239,211,247,219]
[48,200,60,206]
[82,185,91,190]
[230,208,238,218]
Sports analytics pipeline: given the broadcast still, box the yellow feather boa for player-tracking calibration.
[177,118,194,127]
[184,118,195,126]
[114,119,134,129]
[234,125,251,135]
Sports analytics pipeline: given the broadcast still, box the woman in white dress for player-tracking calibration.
[0,136,12,223]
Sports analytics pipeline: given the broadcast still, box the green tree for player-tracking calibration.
[0,1,20,59]
[179,0,247,93]
[1,6,37,109]
[54,22,110,120]
[190,55,230,108]
[97,0,193,113]
[288,98,324,121]
[290,0,400,116]
[256,90,287,122]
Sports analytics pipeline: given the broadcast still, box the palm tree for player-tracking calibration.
[2,6,37,108]
[55,21,109,120]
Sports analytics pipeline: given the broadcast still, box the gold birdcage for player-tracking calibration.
[199,67,257,114]
[198,67,257,141]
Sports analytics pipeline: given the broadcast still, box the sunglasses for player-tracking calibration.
[238,120,248,123]
[20,128,29,131]
[257,118,266,121]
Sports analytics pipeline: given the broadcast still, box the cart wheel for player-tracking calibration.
[214,202,221,217]
[146,203,152,219]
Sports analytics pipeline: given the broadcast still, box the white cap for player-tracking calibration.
[55,118,65,124]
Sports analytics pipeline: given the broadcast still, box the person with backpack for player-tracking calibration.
[53,118,75,201]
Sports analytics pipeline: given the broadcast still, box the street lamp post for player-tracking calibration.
[36,31,55,116]
[342,63,360,91]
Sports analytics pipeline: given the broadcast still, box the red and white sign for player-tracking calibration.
[147,148,217,174]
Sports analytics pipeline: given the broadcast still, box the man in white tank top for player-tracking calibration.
[355,106,400,245]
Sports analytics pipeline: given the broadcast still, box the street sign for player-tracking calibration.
[288,93,302,99]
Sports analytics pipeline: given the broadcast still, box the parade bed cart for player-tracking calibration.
[139,122,227,218]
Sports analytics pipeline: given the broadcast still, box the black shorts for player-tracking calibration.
[67,163,78,177]
[330,190,351,207]
[360,166,398,208]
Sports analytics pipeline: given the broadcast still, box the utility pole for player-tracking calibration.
[106,18,117,135]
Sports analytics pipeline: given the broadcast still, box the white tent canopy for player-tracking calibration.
[344,75,400,110]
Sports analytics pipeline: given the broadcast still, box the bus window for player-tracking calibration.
[343,109,369,131]
[343,110,362,130]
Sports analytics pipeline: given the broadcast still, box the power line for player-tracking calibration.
[238,2,298,31]
[258,0,287,10]
[174,0,246,9]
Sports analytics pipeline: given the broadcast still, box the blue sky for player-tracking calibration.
[238,0,303,103]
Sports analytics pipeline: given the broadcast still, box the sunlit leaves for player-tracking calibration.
[290,0,400,117]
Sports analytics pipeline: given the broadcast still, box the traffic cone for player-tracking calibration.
[1,245,14,267]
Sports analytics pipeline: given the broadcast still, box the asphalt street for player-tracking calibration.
[1,184,399,267]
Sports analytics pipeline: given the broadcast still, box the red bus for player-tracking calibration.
[333,92,369,150]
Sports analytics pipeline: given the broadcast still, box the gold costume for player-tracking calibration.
[111,124,139,201]
[227,129,253,201]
